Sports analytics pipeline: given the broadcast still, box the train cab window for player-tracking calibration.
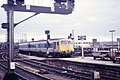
[68,41,72,44]
[61,41,67,44]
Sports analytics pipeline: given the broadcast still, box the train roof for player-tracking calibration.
[19,38,70,44]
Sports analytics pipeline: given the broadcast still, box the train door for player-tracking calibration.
[53,42,57,52]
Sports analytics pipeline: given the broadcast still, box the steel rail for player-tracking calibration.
[42,59,120,80]
[0,62,51,80]
[18,59,94,80]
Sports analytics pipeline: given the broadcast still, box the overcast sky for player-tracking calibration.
[0,0,120,42]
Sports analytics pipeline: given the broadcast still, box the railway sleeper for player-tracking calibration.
[42,66,93,80]
[28,60,97,79]
[34,63,93,80]
[37,69,50,74]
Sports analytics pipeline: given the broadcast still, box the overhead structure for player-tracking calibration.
[1,0,75,79]
[2,0,75,14]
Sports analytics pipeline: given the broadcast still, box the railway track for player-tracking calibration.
[1,52,119,80]
[37,59,120,80]
[0,61,52,80]
[0,52,94,80]
[17,59,94,80]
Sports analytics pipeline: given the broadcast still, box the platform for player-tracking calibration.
[19,54,120,67]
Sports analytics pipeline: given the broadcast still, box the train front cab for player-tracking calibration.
[57,39,74,57]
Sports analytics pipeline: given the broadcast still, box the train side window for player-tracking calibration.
[33,45,35,48]
[21,44,28,48]
[45,44,47,47]
[39,44,45,48]
[29,44,33,48]
[35,44,39,48]
[28,44,30,48]
[49,43,54,48]
[38,44,41,48]
[40,44,46,48]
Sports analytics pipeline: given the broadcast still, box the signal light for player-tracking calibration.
[45,30,50,34]
[69,0,75,3]
[16,0,24,5]
[8,0,15,5]
[54,0,75,3]
[54,0,67,3]
[68,0,75,10]
[54,0,75,10]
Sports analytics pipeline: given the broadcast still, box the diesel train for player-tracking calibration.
[19,38,74,57]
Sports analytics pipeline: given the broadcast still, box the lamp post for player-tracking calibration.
[117,38,120,52]
[109,30,115,54]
